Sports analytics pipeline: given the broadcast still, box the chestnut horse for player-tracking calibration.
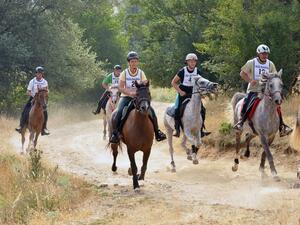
[110,81,153,190]
[21,89,48,153]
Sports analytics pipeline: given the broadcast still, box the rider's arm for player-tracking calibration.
[102,74,112,90]
[240,60,256,85]
[118,80,136,97]
[171,75,185,96]
[240,70,252,83]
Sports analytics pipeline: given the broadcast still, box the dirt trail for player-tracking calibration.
[10,102,300,225]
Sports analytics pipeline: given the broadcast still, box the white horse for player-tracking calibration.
[103,85,120,140]
[231,70,283,181]
[164,76,218,172]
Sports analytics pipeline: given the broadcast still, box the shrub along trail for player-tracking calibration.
[10,102,300,225]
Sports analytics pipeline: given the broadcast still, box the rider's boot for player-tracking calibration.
[233,119,244,131]
[173,119,180,137]
[109,129,120,143]
[149,109,166,141]
[41,111,50,136]
[201,125,211,138]
[92,103,101,115]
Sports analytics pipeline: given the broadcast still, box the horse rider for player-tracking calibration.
[15,66,50,135]
[233,44,293,137]
[93,64,122,115]
[171,53,211,138]
[109,51,167,143]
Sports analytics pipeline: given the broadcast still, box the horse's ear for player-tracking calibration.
[135,80,140,88]
[193,76,200,83]
[278,69,283,78]
[144,80,150,87]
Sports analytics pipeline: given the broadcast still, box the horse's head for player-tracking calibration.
[134,80,151,114]
[108,85,120,105]
[261,69,283,105]
[35,88,48,110]
[193,76,218,95]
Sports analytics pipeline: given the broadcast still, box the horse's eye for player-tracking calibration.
[200,81,205,85]
[270,84,273,89]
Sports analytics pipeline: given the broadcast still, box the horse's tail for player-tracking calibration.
[106,142,122,152]
[231,92,246,111]
[228,92,246,123]
[290,108,300,151]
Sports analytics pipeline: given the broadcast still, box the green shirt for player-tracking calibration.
[102,72,119,85]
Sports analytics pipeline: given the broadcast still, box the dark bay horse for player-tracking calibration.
[110,81,153,190]
[21,89,48,153]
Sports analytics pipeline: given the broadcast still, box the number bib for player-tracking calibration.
[182,66,198,86]
[125,69,142,90]
[253,58,270,80]
[111,73,119,85]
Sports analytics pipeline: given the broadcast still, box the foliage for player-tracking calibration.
[196,0,300,91]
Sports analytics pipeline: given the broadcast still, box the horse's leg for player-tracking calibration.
[103,113,107,140]
[128,151,139,190]
[192,145,199,165]
[21,129,25,154]
[139,149,151,180]
[232,131,242,172]
[111,144,118,173]
[243,133,255,159]
[181,134,192,160]
[34,132,40,149]
[259,135,280,181]
[27,131,34,153]
[166,125,176,172]
[259,136,275,179]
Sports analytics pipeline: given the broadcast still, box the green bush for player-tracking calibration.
[219,122,232,135]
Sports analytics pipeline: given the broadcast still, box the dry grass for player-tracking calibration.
[0,116,94,225]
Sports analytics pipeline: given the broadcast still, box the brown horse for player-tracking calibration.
[110,81,154,190]
[21,89,48,153]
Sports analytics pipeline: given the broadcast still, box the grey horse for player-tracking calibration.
[231,69,283,181]
[164,76,218,172]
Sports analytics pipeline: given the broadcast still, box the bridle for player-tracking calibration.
[134,86,150,111]
[263,75,282,100]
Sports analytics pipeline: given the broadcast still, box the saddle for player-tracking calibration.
[166,98,190,118]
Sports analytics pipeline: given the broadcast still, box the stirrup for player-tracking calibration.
[110,132,120,143]
[279,125,293,137]
[233,121,243,131]
[156,130,166,141]
[173,129,180,137]
[15,127,22,133]
[92,110,100,115]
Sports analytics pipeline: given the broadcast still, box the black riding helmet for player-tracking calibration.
[35,66,44,73]
[127,51,139,62]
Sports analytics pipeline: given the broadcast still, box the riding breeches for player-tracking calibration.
[241,92,258,120]
[174,93,206,124]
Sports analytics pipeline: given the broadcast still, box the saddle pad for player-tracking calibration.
[248,98,261,119]
[166,105,176,117]
[166,98,190,118]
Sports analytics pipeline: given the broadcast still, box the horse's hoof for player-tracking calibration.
[128,168,132,176]
[232,164,238,172]
[138,175,144,180]
[193,159,199,165]
[171,167,176,173]
[244,150,250,158]
[187,155,192,161]
[112,166,117,172]
[272,175,280,182]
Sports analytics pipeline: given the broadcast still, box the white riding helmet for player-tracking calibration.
[256,44,270,54]
[185,53,198,61]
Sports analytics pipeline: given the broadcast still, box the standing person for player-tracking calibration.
[171,53,211,137]
[93,65,122,115]
[15,66,50,135]
[109,51,166,143]
[233,44,293,137]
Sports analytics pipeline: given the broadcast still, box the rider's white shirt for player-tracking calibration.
[27,77,48,97]
[111,72,119,85]
[182,66,198,87]
[253,58,270,81]
[125,68,142,90]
